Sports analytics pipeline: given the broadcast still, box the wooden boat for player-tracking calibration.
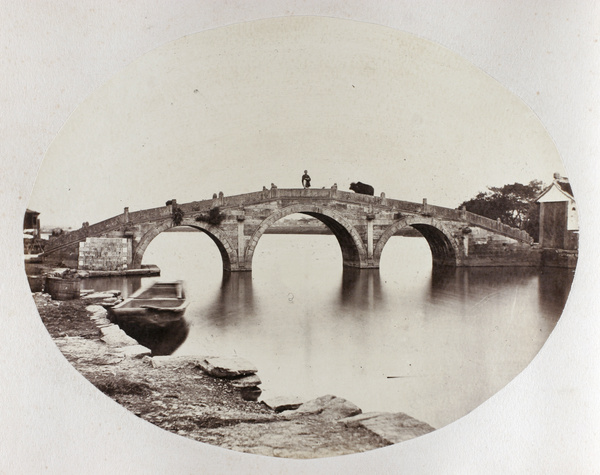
[109,280,188,327]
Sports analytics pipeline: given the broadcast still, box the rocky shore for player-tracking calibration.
[34,292,435,459]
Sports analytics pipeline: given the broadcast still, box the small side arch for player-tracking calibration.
[244,204,369,270]
[131,217,238,271]
[374,216,461,266]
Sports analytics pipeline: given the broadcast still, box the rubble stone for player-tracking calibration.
[230,374,262,388]
[260,395,305,412]
[339,411,435,444]
[198,356,258,379]
[282,395,362,420]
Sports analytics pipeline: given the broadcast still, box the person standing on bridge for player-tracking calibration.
[302,170,311,189]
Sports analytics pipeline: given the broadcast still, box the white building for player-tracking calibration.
[536,173,578,250]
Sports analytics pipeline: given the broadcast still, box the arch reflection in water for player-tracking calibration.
[338,268,385,312]
[538,267,575,317]
[428,266,544,307]
[424,266,573,358]
[429,266,574,322]
[202,271,256,326]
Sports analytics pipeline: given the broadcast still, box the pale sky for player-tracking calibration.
[29,16,564,228]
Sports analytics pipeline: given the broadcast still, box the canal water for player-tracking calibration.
[83,227,573,429]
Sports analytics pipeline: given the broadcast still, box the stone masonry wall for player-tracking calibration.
[78,237,130,271]
[466,229,541,267]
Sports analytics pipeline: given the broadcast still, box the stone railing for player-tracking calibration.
[44,205,173,253]
[44,214,128,253]
[462,210,533,243]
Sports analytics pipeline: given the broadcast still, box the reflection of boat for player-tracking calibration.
[109,280,188,327]
[108,280,190,355]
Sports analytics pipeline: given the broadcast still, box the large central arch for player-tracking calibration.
[374,216,461,267]
[244,204,369,270]
[131,218,238,271]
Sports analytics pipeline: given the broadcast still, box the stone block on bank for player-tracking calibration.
[89,311,112,326]
[230,374,262,388]
[281,395,362,420]
[120,345,152,358]
[100,325,138,347]
[260,395,305,412]
[338,412,435,444]
[198,356,258,379]
[51,268,70,278]
[99,324,120,336]
[86,304,107,316]
[87,353,126,365]
[148,355,207,369]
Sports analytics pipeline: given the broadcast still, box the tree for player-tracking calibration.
[459,180,544,241]
[195,206,225,225]
[172,205,185,226]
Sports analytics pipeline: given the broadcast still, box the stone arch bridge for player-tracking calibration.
[44,187,536,272]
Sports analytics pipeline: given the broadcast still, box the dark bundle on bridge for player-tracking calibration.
[349,182,374,196]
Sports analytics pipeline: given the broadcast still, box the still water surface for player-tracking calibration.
[86,230,573,429]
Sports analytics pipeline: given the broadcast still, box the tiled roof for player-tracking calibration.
[536,177,575,202]
[556,179,573,197]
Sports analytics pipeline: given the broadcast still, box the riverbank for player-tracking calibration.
[25,262,161,279]
[33,292,435,458]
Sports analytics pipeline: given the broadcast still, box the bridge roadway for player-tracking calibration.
[43,187,537,272]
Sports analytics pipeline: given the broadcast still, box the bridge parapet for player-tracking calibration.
[201,189,426,214]
[127,205,172,222]
[462,210,533,244]
[45,203,178,255]
[45,213,127,253]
